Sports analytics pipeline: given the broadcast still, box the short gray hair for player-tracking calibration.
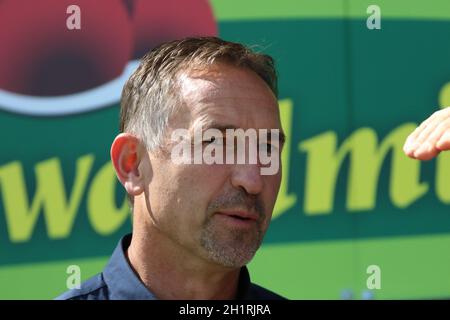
[119,36,278,151]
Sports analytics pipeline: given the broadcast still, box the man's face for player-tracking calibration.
[142,64,283,268]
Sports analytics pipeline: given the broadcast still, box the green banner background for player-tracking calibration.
[1,0,450,299]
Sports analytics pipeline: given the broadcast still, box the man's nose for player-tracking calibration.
[230,164,264,195]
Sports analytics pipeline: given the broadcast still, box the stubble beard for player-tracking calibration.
[199,217,265,268]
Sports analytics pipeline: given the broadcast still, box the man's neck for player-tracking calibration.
[126,227,241,300]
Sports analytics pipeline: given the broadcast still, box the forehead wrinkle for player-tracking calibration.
[176,65,280,133]
[178,65,276,108]
[190,112,215,131]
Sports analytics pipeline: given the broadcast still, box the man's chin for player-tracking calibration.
[206,250,256,269]
[200,227,262,268]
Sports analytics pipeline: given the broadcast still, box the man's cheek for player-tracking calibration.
[267,175,282,196]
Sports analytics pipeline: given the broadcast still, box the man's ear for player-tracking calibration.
[110,133,146,196]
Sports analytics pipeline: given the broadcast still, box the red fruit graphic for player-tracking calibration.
[0,0,133,96]
[128,0,218,59]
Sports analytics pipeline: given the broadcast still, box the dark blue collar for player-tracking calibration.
[103,234,252,300]
[103,234,157,299]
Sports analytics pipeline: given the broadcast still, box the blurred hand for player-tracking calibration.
[404,107,450,160]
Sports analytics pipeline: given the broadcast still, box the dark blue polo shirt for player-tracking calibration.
[56,234,286,300]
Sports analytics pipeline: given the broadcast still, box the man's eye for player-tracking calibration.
[261,143,276,154]
[203,137,223,145]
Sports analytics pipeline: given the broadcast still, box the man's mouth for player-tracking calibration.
[215,210,259,226]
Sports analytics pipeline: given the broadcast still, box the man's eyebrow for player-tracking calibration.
[202,121,286,145]
[202,122,238,131]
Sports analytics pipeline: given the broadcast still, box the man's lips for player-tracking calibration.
[215,210,259,222]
